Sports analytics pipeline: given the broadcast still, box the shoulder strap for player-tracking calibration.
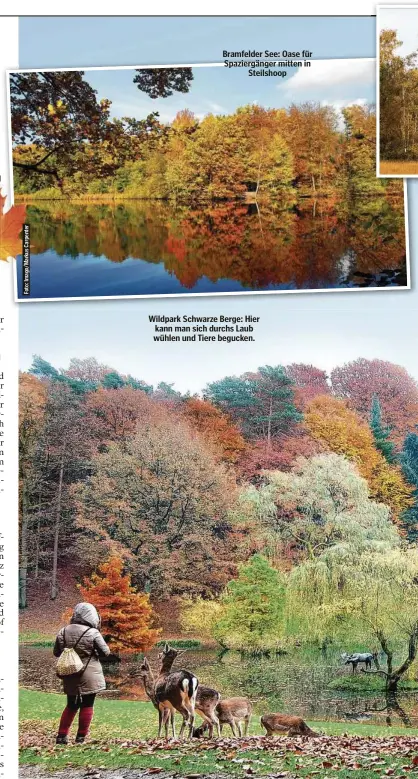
[73,627,92,649]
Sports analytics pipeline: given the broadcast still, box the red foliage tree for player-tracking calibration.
[285,363,330,409]
[78,556,161,655]
[331,358,418,447]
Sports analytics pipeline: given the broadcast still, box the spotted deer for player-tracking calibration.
[260,713,319,738]
[153,644,198,740]
[194,697,252,738]
[139,644,221,739]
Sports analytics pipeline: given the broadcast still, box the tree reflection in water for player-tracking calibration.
[24,192,407,293]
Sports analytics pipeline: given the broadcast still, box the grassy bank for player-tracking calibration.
[329,675,418,692]
[20,689,418,776]
[380,160,418,175]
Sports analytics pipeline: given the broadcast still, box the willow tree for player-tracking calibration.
[240,453,398,565]
[288,543,418,692]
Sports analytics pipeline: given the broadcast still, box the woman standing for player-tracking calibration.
[53,602,110,744]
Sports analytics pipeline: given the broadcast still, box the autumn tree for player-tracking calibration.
[79,556,161,654]
[43,382,90,599]
[341,104,383,194]
[180,397,246,464]
[305,395,414,525]
[85,385,155,445]
[380,29,418,161]
[165,113,248,201]
[287,102,339,191]
[74,415,236,597]
[330,358,418,447]
[285,363,330,409]
[19,373,47,608]
[63,357,112,384]
[10,71,111,184]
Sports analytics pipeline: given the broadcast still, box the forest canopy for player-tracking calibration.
[10,68,400,201]
[380,28,418,161]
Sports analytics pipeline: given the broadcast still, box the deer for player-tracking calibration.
[193,697,252,738]
[153,644,198,740]
[341,652,376,673]
[138,644,221,739]
[260,713,319,738]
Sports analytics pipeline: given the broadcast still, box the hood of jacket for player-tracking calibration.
[70,602,100,629]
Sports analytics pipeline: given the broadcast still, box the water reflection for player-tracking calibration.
[20,644,418,728]
[16,194,407,299]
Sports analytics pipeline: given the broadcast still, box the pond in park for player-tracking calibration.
[16,194,408,299]
[20,643,418,729]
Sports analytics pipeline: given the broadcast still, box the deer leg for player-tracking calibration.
[237,720,243,738]
[157,708,163,739]
[243,715,251,736]
[229,719,238,737]
[178,705,190,740]
[170,711,176,740]
[162,708,170,739]
[213,713,220,738]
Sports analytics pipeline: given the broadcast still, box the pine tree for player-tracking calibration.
[79,557,161,654]
[399,431,418,542]
[370,395,396,463]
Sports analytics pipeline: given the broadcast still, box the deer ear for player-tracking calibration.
[142,657,150,669]
[164,642,169,652]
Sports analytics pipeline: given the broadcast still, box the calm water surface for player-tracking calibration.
[16,196,407,299]
[20,644,418,729]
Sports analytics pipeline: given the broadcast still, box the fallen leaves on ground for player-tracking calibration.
[20,724,418,775]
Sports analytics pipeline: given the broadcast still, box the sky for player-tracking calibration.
[17,17,376,124]
[17,15,418,393]
[379,7,418,58]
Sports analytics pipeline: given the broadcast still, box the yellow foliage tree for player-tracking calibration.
[305,395,413,525]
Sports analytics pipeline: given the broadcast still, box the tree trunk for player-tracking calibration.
[19,486,29,610]
[267,397,273,450]
[51,451,65,601]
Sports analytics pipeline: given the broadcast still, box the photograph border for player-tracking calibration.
[7,59,411,302]
[376,3,418,178]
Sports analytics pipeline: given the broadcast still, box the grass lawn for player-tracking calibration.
[380,160,418,175]
[20,689,418,777]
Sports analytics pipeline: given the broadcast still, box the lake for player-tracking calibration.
[20,644,418,729]
[16,195,408,299]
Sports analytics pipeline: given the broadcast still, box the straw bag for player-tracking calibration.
[56,627,92,678]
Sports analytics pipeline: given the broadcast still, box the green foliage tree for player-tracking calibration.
[370,395,396,463]
[288,545,418,691]
[133,67,193,99]
[399,430,418,541]
[215,554,286,652]
[205,365,301,446]
[241,453,399,565]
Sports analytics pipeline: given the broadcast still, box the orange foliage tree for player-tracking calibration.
[181,397,246,464]
[305,395,414,526]
[79,556,161,654]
